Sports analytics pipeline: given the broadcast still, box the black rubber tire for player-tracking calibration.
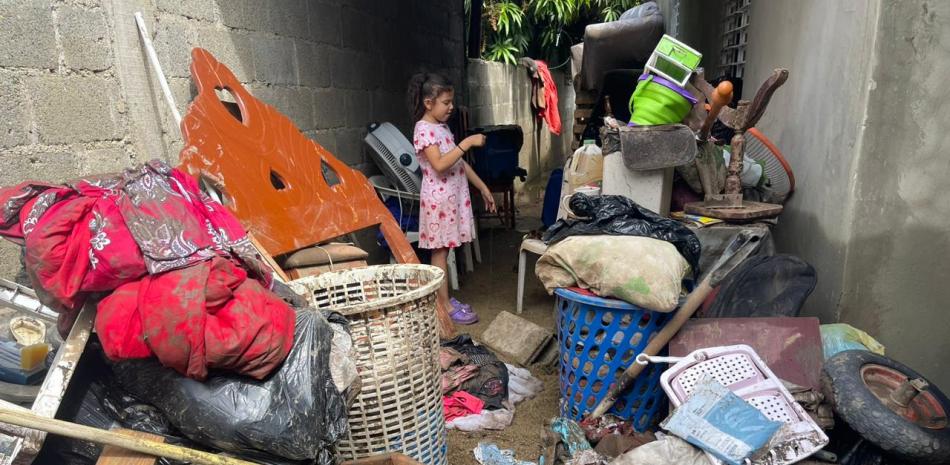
[822,350,950,465]
[0,379,39,404]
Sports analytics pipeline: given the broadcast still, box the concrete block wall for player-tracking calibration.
[0,0,464,279]
[466,59,575,189]
[745,0,950,389]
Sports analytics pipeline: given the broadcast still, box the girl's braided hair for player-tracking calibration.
[407,72,453,121]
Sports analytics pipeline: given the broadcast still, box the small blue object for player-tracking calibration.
[550,417,592,457]
[473,442,537,465]
[0,341,46,385]
[662,377,782,465]
[541,169,563,228]
[555,288,672,430]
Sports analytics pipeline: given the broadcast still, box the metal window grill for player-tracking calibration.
[719,0,750,79]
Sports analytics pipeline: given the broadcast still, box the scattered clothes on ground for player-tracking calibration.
[507,364,545,403]
[579,414,656,450]
[446,363,543,432]
[444,391,485,421]
[536,235,689,312]
[782,380,834,430]
[473,442,537,465]
[442,335,509,409]
[565,449,608,465]
[0,160,294,380]
[440,346,465,369]
[112,310,351,464]
[820,323,885,359]
[449,407,514,432]
[610,433,711,465]
[543,194,701,276]
[442,363,480,394]
[551,417,594,457]
[661,377,781,465]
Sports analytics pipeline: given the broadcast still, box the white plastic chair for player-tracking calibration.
[516,237,549,314]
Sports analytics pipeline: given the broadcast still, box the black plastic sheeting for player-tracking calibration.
[704,254,816,319]
[33,339,202,465]
[112,310,350,464]
[543,194,701,276]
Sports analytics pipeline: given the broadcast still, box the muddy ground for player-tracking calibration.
[445,189,562,465]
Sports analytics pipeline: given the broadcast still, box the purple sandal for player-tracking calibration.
[449,298,479,325]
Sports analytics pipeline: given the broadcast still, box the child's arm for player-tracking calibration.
[421,134,486,174]
[463,162,497,213]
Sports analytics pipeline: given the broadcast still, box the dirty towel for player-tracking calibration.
[444,390,485,421]
[113,309,351,463]
[443,363,480,394]
[610,433,712,465]
[442,335,509,409]
[820,323,885,359]
[473,442,537,465]
[536,235,689,312]
[0,160,294,380]
[661,377,781,465]
[447,363,543,432]
[535,60,562,135]
[543,194,701,275]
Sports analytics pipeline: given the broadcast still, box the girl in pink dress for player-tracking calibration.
[408,73,496,325]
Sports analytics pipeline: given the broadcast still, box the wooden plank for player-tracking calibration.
[669,317,823,391]
[0,406,255,465]
[684,200,783,221]
[96,429,165,465]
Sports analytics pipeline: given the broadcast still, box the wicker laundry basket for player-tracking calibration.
[290,265,447,465]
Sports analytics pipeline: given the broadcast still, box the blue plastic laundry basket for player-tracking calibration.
[556,288,672,430]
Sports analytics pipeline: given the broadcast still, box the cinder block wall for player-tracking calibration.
[466,59,575,188]
[0,0,464,279]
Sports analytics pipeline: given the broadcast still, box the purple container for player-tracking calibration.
[637,73,698,105]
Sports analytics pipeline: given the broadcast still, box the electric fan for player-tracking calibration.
[745,127,795,203]
[364,122,422,192]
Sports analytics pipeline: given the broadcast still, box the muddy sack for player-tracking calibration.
[543,194,701,276]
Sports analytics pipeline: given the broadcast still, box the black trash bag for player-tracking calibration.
[442,335,509,410]
[33,339,196,465]
[704,254,816,318]
[543,194,701,275]
[113,309,350,464]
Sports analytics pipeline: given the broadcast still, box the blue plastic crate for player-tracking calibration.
[555,288,671,430]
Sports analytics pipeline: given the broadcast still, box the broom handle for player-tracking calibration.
[589,279,714,419]
[699,81,733,141]
[0,406,257,465]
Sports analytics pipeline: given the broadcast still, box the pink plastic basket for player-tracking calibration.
[653,345,828,465]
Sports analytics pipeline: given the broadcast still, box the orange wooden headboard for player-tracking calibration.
[177,48,417,264]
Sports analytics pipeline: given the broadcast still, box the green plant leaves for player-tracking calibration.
[473,0,643,64]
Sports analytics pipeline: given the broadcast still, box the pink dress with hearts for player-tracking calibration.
[413,119,474,250]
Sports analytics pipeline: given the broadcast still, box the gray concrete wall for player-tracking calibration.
[745,0,950,388]
[842,1,950,389]
[744,0,880,325]
[0,0,464,279]
[466,59,575,188]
